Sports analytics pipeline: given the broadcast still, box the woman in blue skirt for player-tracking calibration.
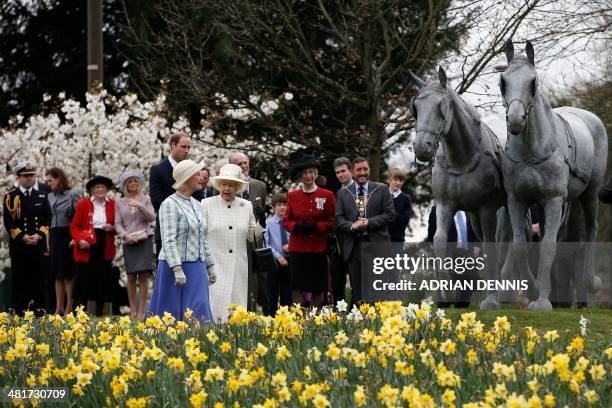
[148,159,217,322]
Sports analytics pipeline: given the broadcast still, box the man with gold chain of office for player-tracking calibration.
[335,157,395,305]
[3,161,51,314]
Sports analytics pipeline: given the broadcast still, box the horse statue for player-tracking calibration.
[410,67,510,309]
[499,39,608,310]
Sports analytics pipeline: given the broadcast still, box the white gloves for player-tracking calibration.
[208,266,217,285]
[172,266,187,286]
[172,265,215,286]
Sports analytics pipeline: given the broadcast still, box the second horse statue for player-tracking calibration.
[499,39,607,310]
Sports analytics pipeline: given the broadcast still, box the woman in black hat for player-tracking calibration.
[70,175,116,316]
[283,155,336,307]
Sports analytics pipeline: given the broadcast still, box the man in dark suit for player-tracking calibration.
[328,157,354,304]
[149,132,204,257]
[199,168,215,199]
[3,161,51,314]
[426,206,480,307]
[13,171,52,311]
[229,152,267,211]
[336,157,395,305]
[229,151,268,311]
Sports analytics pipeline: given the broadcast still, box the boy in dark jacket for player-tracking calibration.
[387,168,412,243]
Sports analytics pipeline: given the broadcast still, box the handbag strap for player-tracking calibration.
[252,225,266,249]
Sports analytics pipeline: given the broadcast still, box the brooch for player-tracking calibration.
[315,197,326,211]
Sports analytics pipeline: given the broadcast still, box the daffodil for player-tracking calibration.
[189,391,208,408]
[543,394,555,407]
[583,389,598,403]
[312,393,330,408]
[441,389,456,407]
[220,342,232,353]
[275,345,291,361]
[126,397,148,408]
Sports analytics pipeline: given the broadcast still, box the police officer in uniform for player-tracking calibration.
[3,161,51,314]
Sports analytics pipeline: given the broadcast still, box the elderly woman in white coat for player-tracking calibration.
[201,164,264,322]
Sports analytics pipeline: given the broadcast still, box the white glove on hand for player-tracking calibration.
[172,265,187,286]
[208,266,217,285]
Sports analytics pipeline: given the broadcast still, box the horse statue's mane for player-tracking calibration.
[449,87,482,124]
[419,80,482,124]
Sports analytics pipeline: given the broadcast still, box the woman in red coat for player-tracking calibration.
[70,176,116,316]
[284,155,335,307]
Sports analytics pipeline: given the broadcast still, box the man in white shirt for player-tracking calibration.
[149,132,205,257]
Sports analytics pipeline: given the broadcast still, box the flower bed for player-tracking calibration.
[1,301,610,407]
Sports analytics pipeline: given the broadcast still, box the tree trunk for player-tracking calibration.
[369,141,382,181]
[367,99,382,181]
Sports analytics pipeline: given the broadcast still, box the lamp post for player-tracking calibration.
[87,0,103,90]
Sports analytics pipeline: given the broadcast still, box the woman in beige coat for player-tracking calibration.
[201,164,264,322]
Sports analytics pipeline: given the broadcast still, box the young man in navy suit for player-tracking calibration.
[149,132,204,257]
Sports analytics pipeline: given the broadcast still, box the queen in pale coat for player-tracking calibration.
[202,164,264,322]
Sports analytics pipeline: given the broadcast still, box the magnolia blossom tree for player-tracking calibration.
[0,87,425,280]
[0,89,294,276]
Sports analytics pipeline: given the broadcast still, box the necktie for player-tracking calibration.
[243,189,250,200]
[356,185,365,219]
[279,221,288,247]
[25,190,31,198]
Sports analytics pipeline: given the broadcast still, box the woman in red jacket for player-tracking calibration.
[284,155,335,307]
[70,175,116,316]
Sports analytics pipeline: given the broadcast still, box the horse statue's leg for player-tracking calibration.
[573,244,587,307]
[529,197,564,311]
[433,204,453,306]
[478,206,501,309]
[553,202,585,307]
[500,195,530,304]
[495,207,512,279]
[580,189,603,294]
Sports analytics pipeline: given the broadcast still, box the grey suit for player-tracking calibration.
[244,176,268,311]
[246,177,267,211]
[336,181,395,304]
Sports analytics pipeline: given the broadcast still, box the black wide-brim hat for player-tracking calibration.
[289,154,321,179]
[86,175,114,192]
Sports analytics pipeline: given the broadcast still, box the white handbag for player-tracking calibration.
[125,229,148,243]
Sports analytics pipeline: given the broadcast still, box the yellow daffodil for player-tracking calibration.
[354,385,366,406]
[220,342,232,353]
[583,389,598,403]
[543,394,555,407]
[189,391,208,408]
[441,389,456,407]
[126,397,148,408]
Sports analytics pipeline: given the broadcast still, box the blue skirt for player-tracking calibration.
[148,260,213,323]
